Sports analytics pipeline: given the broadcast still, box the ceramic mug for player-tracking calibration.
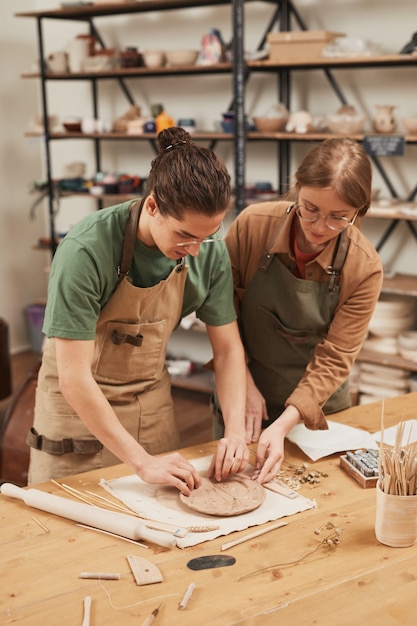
[47,50,68,74]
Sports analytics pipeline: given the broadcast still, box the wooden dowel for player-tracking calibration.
[220,521,288,551]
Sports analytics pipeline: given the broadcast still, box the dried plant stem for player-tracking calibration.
[238,525,341,581]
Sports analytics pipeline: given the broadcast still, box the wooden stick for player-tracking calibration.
[220,521,288,551]
[32,516,49,533]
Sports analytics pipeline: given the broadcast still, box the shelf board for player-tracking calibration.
[357,349,417,372]
[23,130,417,144]
[25,131,232,141]
[366,204,417,222]
[21,63,231,80]
[249,53,417,71]
[15,0,232,19]
[381,273,417,297]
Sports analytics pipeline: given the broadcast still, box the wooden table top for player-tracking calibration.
[1,393,417,625]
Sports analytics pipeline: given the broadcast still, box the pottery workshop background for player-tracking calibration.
[1,0,417,353]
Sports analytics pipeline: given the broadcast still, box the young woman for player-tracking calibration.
[27,127,249,493]
[215,137,383,484]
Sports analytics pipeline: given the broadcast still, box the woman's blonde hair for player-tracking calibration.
[291,138,372,217]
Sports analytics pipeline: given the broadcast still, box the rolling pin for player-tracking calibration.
[0,483,176,549]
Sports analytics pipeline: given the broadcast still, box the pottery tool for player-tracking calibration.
[263,478,298,498]
[53,479,188,537]
[378,419,417,496]
[186,555,236,570]
[126,556,163,585]
[76,523,149,548]
[0,483,176,549]
[179,582,196,609]
[81,596,91,626]
[220,520,288,551]
[80,572,120,580]
[31,516,49,533]
[140,603,162,626]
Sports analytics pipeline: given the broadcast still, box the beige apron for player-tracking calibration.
[28,201,188,483]
[213,208,350,436]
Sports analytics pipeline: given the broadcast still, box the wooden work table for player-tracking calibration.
[1,393,417,625]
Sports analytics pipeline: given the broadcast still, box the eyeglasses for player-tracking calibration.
[175,221,225,247]
[294,202,359,231]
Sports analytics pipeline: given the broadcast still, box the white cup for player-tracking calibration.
[81,118,96,134]
[95,118,112,133]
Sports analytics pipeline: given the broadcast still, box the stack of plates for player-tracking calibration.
[398,331,417,361]
[367,295,416,340]
[358,362,410,404]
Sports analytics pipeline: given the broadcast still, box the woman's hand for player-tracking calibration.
[251,424,286,484]
[252,405,302,484]
[138,451,202,496]
[207,436,250,482]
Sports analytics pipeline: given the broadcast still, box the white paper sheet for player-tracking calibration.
[287,420,379,461]
[374,419,417,446]
[100,456,316,548]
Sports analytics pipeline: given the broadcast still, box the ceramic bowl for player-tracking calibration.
[143,49,166,69]
[325,113,366,134]
[253,116,287,132]
[165,49,199,66]
[63,120,82,133]
[89,185,104,197]
[401,117,417,134]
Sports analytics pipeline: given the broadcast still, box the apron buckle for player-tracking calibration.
[326,266,340,294]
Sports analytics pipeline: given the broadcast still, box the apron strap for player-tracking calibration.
[326,229,350,294]
[26,427,103,455]
[259,204,350,293]
[259,204,293,272]
[117,198,144,279]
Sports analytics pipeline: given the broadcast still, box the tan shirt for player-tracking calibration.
[226,201,383,429]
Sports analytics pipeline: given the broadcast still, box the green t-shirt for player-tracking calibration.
[43,202,236,340]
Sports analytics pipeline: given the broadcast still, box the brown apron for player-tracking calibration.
[213,208,350,436]
[28,201,188,484]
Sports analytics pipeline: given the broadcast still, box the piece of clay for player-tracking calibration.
[179,475,265,516]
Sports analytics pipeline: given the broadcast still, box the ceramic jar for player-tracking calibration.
[372,105,398,133]
[68,37,90,73]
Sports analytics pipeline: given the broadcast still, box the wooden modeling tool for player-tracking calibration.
[179,582,196,609]
[263,478,298,498]
[140,603,162,626]
[127,555,163,585]
[0,483,176,549]
[81,596,91,626]
[220,520,288,551]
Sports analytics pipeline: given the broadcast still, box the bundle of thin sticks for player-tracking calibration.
[378,415,417,496]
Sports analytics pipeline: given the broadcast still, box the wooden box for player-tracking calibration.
[267,30,344,61]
